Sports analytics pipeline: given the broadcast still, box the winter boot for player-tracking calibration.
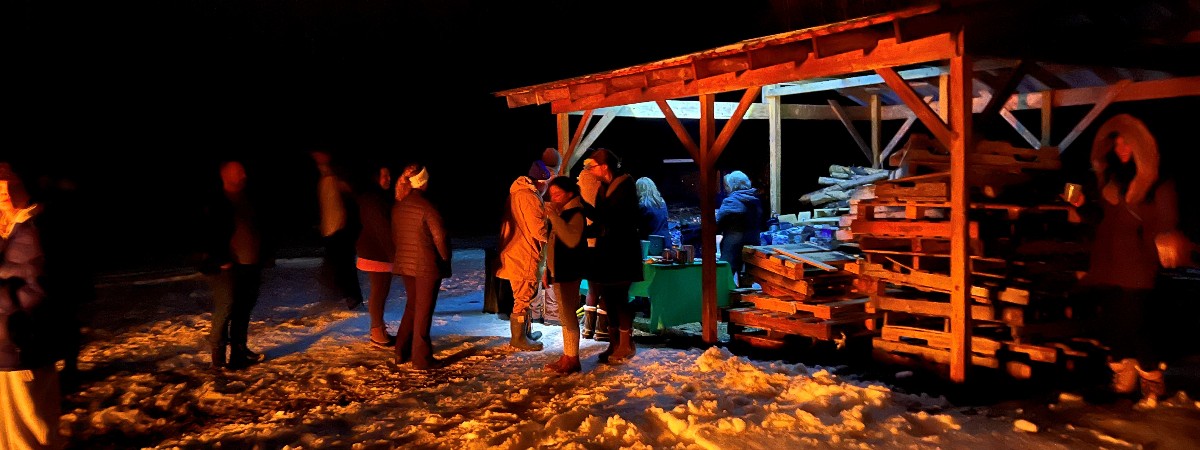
[1108,357,1139,395]
[509,315,543,351]
[211,343,227,369]
[597,319,621,363]
[524,308,543,341]
[545,354,582,374]
[607,328,636,363]
[593,309,610,342]
[581,306,597,339]
[1138,362,1167,401]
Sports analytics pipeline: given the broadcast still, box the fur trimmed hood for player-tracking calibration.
[1091,114,1158,205]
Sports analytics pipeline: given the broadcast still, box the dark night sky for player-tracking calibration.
[7,1,1198,273]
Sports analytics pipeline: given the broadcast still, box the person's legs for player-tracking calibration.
[206,269,235,368]
[228,264,264,367]
[547,279,583,374]
[595,282,632,362]
[330,229,363,309]
[367,271,394,345]
[0,366,62,450]
[394,275,417,363]
[508,278,543,351]
[411,276,442,369]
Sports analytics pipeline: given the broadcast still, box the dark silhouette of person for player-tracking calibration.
[311,150,363,310]
[198,160,274,370]
[352,162,396,347]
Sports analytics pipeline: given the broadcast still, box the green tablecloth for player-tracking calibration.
[581,261,734,331]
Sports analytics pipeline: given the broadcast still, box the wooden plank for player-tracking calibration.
[882,115,918,163]
[851,219,952,238]
[711,86,761,162]
[744,294,868,319]
[732,332,788,350]
[880,325,1002,356]
[871,94,882,168]
[872,338,999,369]
[769,94,782,215]
[657,99,701,161]
[726,308,833,340]
[999,107,1042,149]
[772,248,851,271]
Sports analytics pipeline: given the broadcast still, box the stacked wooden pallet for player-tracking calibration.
[846,165,1095,379]
[724,243,875,349]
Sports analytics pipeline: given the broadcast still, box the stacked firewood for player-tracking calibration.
[799,165,890,209]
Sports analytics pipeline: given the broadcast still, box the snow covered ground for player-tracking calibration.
[59,248,1200,449]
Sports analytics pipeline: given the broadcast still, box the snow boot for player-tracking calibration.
[607,328,636,363]
[1108,357,1139,395]
[211,343,227,369]
[1138,362,1167,401]
[581,306,597,339]
[593,309,610,342]
[509,315,543,351]
[545,354,582,374]
[524,309,543,341]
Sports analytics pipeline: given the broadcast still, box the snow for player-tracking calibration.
[59,248,1200,449]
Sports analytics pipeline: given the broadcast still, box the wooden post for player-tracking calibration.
[948,31,973,383]
[938,73,950,121]
[1041,90,1053,148]
[871,94,882,168]
[698,93,720,344]
[768,93,783,216]
[557,112,571,175]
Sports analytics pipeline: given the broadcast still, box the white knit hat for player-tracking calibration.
[409,167,429,190]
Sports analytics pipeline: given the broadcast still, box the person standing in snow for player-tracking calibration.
[390,163,452,370]
[581,148,643,363]
[0,161,62,449]
[1073,114,1181,404]
[310,150,363,311]
[542,176,589,374]
[352,161,397,348]
[715,170,763,285]
[198,160,274,371]
[496,175,549,352]
[576,158,608,342]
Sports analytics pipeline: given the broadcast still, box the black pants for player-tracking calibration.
[395,275,442,368]
[209,264,263,351]
[1090,285,1161,368]
[319,228,362,303]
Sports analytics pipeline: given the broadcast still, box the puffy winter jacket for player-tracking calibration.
[391,189,451,279]
[0,210,51,370]
[497,177,548,282]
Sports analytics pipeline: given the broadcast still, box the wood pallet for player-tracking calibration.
[725,307,877,342]
[741,293,869,319]
[848,261,1031,305]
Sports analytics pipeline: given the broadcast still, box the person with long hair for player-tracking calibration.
[543,176,589,373]
[635,177,670,241]
[715,170,763,284]
[1076,114,1180,405]
[353,162,397,347]
[1,161,63,449]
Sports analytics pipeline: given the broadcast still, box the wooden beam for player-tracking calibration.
[550,32,958,114]
[871,94,882,168]
[881,115,917,162]
[768,94,783,215]
[878,66,954,149]
[657,100,701,162]
[568,109,594,160]
[1040,90,1053,147]
[571,108,619,170]
[999,107,1042,149]
[762,59,1017,97]
[937,73,949,120]
[828,99,874,164]
[979,60,1029,122]
[698,93,719,344]
[1057,79,1131,152]
[712,86,761,162]
[947,33,972,383]
[557,113,571,175]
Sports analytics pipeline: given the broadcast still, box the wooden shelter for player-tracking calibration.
[494,0,1200,381]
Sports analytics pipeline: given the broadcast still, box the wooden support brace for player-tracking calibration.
[1058,80,1131,152]
[877,67,954,149]
[657,100,701,161]
[828,99,875,164]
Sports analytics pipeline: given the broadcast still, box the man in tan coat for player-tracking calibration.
[496,175,548,351]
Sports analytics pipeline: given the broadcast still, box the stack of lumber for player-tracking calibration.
[799,164,890,208]
[844,162,1095,380]
[724,243,876,349]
